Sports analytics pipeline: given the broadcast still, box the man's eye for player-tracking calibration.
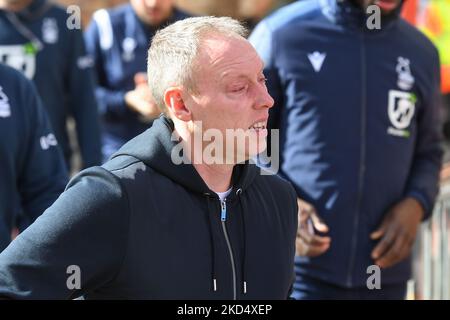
[232,86,247,92]
[259,77,268,83]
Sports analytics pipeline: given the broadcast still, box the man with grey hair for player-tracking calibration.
[0,16,298,299]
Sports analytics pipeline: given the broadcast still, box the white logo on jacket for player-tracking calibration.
[0,45,36,79]
[122,37,137,62]
[396,57,414,90]
[40,133,58,150]
[308,51,326,72]
[42,18,59,44]
[0,86,11,118]
[387,90,416,137]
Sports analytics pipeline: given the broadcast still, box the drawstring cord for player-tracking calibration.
[205,194,218,292]
[236,188,248,295]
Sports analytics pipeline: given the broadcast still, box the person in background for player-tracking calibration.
[0,0,102,171]
[415,0,450,141]
[84,0,191,161]
[0,63,68,253]
[251,0,442,299]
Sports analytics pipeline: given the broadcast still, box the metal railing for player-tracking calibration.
[412,172,450,300]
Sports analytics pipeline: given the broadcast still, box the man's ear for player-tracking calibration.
[164,87,191,121]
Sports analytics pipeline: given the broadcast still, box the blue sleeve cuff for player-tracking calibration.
[405,190,432,220]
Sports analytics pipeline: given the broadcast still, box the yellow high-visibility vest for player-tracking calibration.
[419,0,450,93]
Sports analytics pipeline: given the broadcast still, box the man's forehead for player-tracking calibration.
[198,35,264,76]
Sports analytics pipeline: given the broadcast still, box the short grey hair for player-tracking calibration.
[147,16,248,113]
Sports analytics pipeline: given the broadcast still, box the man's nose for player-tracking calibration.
[256,86,275,110]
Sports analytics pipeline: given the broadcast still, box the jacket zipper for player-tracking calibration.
[220,199,237,300]
[347,31,367,287]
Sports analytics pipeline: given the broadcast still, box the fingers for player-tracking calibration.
[370,222,387,240]
[297,198,329,233]
[295,198,331,257]
[298,227,331,246]
[134,72,148,86]
[296,225,331,257]
[371,226,396,261]
[296,234,330,257]
[375,231,414,268]
[310,211,329,233]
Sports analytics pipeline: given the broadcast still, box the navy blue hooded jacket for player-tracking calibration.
[84,4,190,160]
[0,63,68,252]
[250,0,443,288]
[0,0,102,169]
[0,115,297,299]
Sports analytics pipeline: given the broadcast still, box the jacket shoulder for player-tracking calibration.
[397,18,439,65]
[254,170,298,202]
[261,0,323,33]
[102,4,130,27]
[102,155,168,188]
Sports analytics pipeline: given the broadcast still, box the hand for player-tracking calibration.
[370,197,424,268]
[296,198,331,257]
[125,73,160,119]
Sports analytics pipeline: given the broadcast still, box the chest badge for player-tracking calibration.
[122,37,137,62]
[396,57,414,90]
[42,18,59,44]
[387,89,416,137]
[308,51,326,72]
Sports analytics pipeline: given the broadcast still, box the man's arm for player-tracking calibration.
[371,48,443,268]
[404,48,443,220]
[66,27,103,168]
[84,16,129,118]
[0,167,129,299]
[17,79,68,223]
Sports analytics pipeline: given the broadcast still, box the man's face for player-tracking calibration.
[182,34,274,163]
[130,0,174,26]
[353,0,402,15]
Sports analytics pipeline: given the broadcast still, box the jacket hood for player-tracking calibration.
[111,115,259,197]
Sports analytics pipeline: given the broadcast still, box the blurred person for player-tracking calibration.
[238,0,275,31]
[416,0,450,140]
[251,0,442,299]
[84,0,191,161]
[0,63,68,253]
[0,16,297,299]
[0,0,102,171]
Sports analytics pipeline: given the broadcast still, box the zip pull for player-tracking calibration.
[220,200,227,221]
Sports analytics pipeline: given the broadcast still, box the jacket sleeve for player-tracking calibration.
[84,18,129,118]
[405,48,443,220]
[66,27,103,168]
[0,167,130,299]
[17,79,68,224]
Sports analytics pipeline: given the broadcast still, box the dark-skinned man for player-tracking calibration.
[250,0,442,299]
